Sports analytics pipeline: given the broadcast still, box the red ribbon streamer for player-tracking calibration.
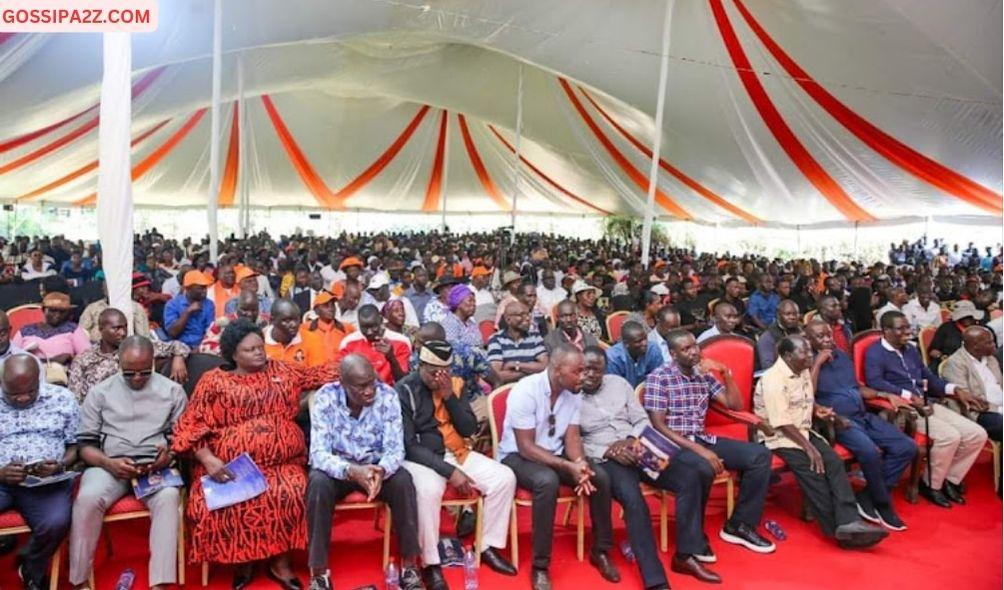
[731,0,1001,215]
[577,87,760,223]
[73,109,207,206]
[15,119,170,202]
[457,113,511,212]
[709,0,876,221]
[487,124,613,216]
[559,77,692,220]
[422,110,448,212]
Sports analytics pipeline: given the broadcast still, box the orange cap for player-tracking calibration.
[313,291,336,308]
[234,266,259,283]
[329,281,346,299]
[471,266,491,278]
[183,270,215,287]
[339,256,364,270]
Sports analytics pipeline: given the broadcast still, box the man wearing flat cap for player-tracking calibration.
[396,340,517,589]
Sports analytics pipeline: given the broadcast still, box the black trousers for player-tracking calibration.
[305,468,420,570]
[774,436,859,537]
[697,436,773,528]
[501,454,613,570]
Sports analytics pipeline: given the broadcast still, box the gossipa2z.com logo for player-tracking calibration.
[1,0,157,32]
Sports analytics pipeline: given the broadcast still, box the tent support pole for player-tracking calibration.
[237,54,249,239]
[441,113,450,232]
[97,32,134,332]
[641,0,674,268]
[207,0,222,262]
[510,64,524,231]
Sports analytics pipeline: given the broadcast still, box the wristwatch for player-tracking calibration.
[515,361,521,373]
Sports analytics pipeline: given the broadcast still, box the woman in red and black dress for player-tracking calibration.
[172,318,337,590]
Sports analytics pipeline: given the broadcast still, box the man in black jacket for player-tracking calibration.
[396,340,518,589]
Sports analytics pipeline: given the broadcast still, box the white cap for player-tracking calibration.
[367,273,390,290]
[650,284,670,296]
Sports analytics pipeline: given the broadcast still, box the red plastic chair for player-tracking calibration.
[918,326,938,366]
[487,384,585,569]
[8,304,44,336]
[605,311,630,343]
[478,320,496,346]
[0,510,62,590]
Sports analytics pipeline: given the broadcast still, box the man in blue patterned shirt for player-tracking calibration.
[0,355,79,590]
[305,354,423,590]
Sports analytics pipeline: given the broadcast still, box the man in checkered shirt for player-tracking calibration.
[643,329,775,578]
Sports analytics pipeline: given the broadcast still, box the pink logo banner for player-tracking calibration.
[1,0,157,32]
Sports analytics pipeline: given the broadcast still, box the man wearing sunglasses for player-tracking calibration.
[69,336,188,590]
[397,340,518,589]
[497,343,619,590]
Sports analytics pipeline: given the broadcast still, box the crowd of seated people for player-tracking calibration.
[0,228,1000,590]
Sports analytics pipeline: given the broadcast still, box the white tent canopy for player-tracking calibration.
[0,0,1001,226]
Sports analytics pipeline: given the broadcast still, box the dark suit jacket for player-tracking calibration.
[395,371,478,479]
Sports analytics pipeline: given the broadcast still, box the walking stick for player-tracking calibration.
[921,379,933,488]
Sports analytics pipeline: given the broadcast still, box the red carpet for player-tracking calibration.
[3,453,1000,590]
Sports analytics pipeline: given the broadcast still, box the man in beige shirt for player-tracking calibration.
[754,334,888,549]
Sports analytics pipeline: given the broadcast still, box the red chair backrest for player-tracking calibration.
[478,320,496,346]
[487,384,514,456]
[8,305,44,336]
[851,329,881,384]
[700,335,755,426]
[606,311,629,343]
[918,325,938,364]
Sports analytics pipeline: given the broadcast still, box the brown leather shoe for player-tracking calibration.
[671,555,722,584]
[589,551,621,583]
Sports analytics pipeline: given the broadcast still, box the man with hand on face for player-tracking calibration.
[803,320,915,530]
[605,321,664,388]
[756,336,888,549]
[68,309,189,403]
[497,344,619,590]
[0,356,78,590]
[337,304,411,385]
[756,300,802,371]
[163,270,216,348]
[397,340,517,589]
[697,301,741,344]
[865,311,988,507]
[644,331,774,584]
[263,299,324,367]
[579,346,705,590]
[69,337,187,590]
[306,355,423,590]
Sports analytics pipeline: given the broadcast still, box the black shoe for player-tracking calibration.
[400,566,425,590]
[670,555,722,584]
[876,504,907,532]
[919,483,953,508]
[589,551,621,583]
[531,568,552,590]
[307,572,332,590]
[718,521,776,554]
[834,521,889,549]
[944,482,966,504]
[18,563,43,590]
[232,565,255,590]
[480,548,517,576]
[266,567,303,590]
[422,565,448,590]
[694,545,717,564]
[855,493,881,524]
[456,508,477,538]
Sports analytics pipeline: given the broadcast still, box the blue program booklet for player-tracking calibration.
[132,467,184,499]
[201,453,268,511]
[634,425,681,480]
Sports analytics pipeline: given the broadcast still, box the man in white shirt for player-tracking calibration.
[942,326,1002,444]
[159,265,192,299]
[902,288,942,331]
[875,287,909,328]
[536,269,566,317]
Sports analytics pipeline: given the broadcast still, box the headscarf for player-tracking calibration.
[382,299,404,323]
[447,284,474,312]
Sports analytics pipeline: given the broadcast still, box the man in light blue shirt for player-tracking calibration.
[647,305,681,366]
[305,354,423,590]
[498,344,620,590]
[746,274,780,332]
[605,321,665,388]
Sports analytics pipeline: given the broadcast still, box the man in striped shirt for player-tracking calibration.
[487,301,549,385]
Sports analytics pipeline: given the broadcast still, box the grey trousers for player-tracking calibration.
[69,467,180,586]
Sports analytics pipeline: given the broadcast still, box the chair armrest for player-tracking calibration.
[865,397,894,412]
[710,402,775,436]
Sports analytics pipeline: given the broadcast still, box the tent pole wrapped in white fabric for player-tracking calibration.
[0,0,1000,229]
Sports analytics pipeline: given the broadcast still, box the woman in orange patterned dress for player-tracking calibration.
[172,319,337,590]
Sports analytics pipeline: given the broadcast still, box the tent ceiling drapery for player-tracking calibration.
[0,0,1000,226]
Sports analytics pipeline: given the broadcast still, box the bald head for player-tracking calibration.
[3,354,40,408]
[98,308,127,328]
[120,335,154,359]
[340,353,379,409]
[962,325,996,359]
[416,322,445,347]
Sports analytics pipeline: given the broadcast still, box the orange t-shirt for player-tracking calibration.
[264,327,326,367]
[434,381,470,463]
[210,283,240,319]
[299,320,354,363]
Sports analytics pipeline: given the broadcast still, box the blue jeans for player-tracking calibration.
[0,480,73,584]
[836,413,917,505]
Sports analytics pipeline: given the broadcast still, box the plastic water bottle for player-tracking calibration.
[463,547,478,590]
[114,569,136,590]
[764,519,786,541]
[385,559,399,590]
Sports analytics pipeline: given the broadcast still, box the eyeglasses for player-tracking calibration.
[122,369,153,379]
[547,413,556,438]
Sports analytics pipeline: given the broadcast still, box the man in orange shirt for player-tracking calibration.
[207,262,239,319]
[300,291,354,363]
[337,304,411,385]
[263,299,325,367]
